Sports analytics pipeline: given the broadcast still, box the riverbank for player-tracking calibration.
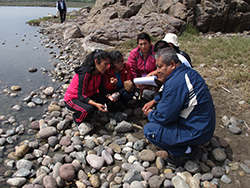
[2,4,250,188]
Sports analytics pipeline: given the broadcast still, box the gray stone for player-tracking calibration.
[148,175,165,188]
[212,148,227,162]
[184,160,201,173]
[115,120,133,133]
[6,177,27,187]
[123,169,143,184]
[221,174,232,184]
[78,122,94,136]
[31,97,43,105]
[133,140,145,151]
[86,154,105,170]
[229,125,242,134]
[121,163,145,172]
[240,163,250,174]
[13,168,31,177]
[28,67,38,73]
[57,119,71,130]
[221,116,230,127]
[172,175,190,188]
[139,149,155,162]
[16,159,33,170]
[201,172,213,181]
[38,126,57,138]
[102,149,114,165]
[211,166,226,178]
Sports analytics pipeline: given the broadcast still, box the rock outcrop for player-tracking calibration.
[40,0,250,52]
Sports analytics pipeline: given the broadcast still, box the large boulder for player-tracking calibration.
[64,24,84,40]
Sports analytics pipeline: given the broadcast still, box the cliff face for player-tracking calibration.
[85,0,250,34]
[40,0,250,53]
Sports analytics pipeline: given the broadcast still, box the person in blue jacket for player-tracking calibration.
[142,47,215,167]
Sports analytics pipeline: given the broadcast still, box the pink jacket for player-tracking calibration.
[127,45,156,78]
[64,73,102,103]
[64,65,108,103]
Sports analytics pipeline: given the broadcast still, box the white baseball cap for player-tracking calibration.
[162,33,179,47]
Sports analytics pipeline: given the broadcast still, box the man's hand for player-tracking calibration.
[142,100,156,116]
[135,84,145,90]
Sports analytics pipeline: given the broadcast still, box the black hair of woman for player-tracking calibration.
[154,40,170,54]
[82,49,110,71]
[109,50,123,68]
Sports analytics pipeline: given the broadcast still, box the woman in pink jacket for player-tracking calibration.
[64,49,115,125]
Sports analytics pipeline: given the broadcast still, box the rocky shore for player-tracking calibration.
[1,1,250,188]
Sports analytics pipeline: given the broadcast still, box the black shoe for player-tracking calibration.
[167,146,201,167]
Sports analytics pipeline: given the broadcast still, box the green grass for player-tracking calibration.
[27,14,78,25]
[27,16,55,25]
[179,34,250,100]
[179,35,250,67]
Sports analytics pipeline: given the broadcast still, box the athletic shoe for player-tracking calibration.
[167,146,201,167]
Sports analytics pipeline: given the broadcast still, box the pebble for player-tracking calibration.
[172,175,190,188]
[212,148,227,162]
[86,154,105,170]
[6,177,27,187]
[139,149,155,162]
[12,104,22,111]
[229,125,242,134]
[221,174,232,184]
[240,163,250,173]
[28,67,38,72]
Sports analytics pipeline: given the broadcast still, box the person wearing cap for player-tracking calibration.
[163,33,192,67]
[142,47,215,167]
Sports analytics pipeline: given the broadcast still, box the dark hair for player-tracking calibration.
[153,40,171,53]
[155,47,180,66]
[137,32,151,44]
[109,51,123,68]
[172,45,179,53]
[82,49,110,71]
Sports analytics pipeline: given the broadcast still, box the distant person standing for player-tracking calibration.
[57,0,67,23]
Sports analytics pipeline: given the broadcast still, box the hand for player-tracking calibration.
[107,94,119,102]
[96,103,108,112]
[143,108,152,116]
[136,84,145,90]
[142,100,156,116]
[110,77,118,87]
[124,80,134,91]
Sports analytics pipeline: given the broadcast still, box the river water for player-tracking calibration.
[0,6,78,186]
[0,6,78,121]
